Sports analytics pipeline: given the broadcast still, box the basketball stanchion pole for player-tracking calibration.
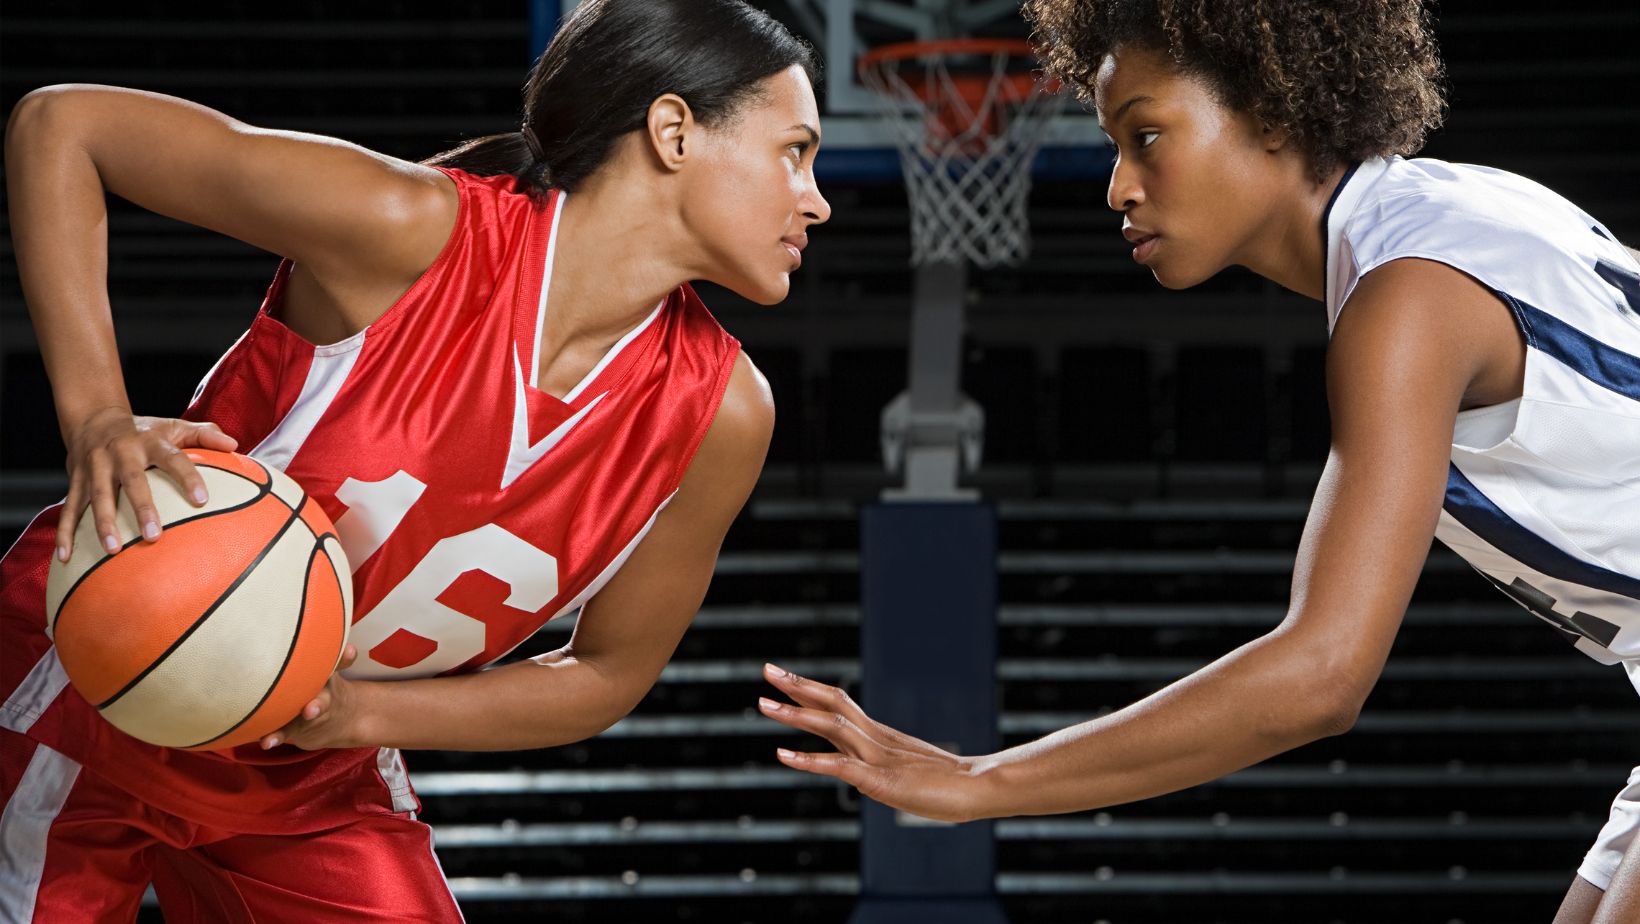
[852,40,1064,924]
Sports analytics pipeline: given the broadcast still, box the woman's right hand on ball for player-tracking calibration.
[58,407,239,561]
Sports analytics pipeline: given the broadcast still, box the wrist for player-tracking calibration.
[964,752,1019,821]
[342,676,391,749]
[59,400,132,442]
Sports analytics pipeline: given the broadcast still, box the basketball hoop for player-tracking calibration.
[858,38,1065,268]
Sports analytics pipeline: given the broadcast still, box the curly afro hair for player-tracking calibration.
[1021,0,1447,180]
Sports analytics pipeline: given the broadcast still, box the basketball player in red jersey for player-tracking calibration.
[0,1,827,920]
[759,1,1640,922]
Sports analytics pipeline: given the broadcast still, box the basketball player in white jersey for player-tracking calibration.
[757,2,1640,920]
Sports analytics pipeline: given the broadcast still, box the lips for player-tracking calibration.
[1131,235,1159,263]
[781,235,807,268]
[1122,226,1159,264]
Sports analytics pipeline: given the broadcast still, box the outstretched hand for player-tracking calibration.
[261,645,369,751]
[759,663,994,824]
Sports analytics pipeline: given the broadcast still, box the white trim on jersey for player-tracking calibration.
[530,188,568,385]
[551,490,674,620]
[0,742,82,918]
[0,651,69,736]
[561,300,665,405]
[249,337,365,472]
[525,187,666,405]
[503,358,607,491]
[479,491,676,669]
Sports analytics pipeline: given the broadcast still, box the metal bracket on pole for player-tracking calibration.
[881,260,986,501]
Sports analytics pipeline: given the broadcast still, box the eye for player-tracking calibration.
[1137,131,1160,148]
[788,142,810,162]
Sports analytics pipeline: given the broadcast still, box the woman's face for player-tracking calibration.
[1094,45,1294,289]
[685,65,831,305]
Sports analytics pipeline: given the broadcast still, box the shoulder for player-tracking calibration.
[702,351,775,457]
[367,163,460,281]
[1344,159,1586,275]
[665,350,773,517]
[1331,258,1517,412]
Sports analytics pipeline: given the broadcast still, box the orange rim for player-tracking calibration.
[858,39,1051,107]
[857,38,1035,70]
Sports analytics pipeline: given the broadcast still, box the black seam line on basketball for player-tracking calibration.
[176,540,324,750]
[93,498,307,712]
[53,477,274,637]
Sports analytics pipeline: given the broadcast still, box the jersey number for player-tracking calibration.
[332,471,560,679]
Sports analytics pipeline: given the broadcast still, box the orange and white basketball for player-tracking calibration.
[44,449,352,751]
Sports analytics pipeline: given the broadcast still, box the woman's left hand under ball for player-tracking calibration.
[260,645,370,751]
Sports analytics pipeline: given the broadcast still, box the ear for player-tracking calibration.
[1260,120,1290,153]
[646,93,695,172]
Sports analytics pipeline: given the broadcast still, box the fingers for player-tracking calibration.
[763,663,852,712]
[337,644,358,672]
[152,442,210,508]
[775,748,880,792]
[115,443,163,543]
[764,663,924,750]
[86,451,123,554]
[759,696,884,762]
[191,420,239,451]
[55,469,87,561]
[58,417,239,563]
[262,689,331,749]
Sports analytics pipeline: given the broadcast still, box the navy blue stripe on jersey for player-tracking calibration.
[1444,463,1640,602]
[1593,259,1640,316]
[1509,297,1640,402]
[1321,162,1362,240]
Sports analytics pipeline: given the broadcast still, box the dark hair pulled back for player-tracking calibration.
[424,0,817,194]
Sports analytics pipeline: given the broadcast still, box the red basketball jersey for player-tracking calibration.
[0,168,740,832]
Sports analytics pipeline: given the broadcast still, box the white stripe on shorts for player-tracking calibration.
[0,742,81,922]
[375,747,418,814]
[1579,765,1640,891]
[0,652,69,736]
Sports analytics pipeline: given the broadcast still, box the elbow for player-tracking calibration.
[5,89,55,162]
[1293,676,1369,741]
[5,86,88,167]
[1307,692,1365,739]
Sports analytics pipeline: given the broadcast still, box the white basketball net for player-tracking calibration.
[860,45,1065,268]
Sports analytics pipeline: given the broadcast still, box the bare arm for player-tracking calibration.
[761,258,1522,822]
[270,352,776,751]
[4,85,455,555]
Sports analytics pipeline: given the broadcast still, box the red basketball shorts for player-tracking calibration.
[0,728,464,923]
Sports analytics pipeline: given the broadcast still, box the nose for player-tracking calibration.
[1106,152,1143,213]
[803,175,832,226]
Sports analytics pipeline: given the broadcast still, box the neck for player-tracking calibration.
[1237,162,1350,301]
[544,169,698,355]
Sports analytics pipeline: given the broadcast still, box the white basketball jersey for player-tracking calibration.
[1324,155,1640,693]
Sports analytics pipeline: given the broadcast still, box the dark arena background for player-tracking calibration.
[3,2,1639,922]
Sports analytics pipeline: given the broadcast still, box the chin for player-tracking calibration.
[737,274,791,306]
[1150,260,1216,291]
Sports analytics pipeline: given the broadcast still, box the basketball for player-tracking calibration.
[43,449,353,751]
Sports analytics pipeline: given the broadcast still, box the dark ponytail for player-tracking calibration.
[424,0,816,195]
